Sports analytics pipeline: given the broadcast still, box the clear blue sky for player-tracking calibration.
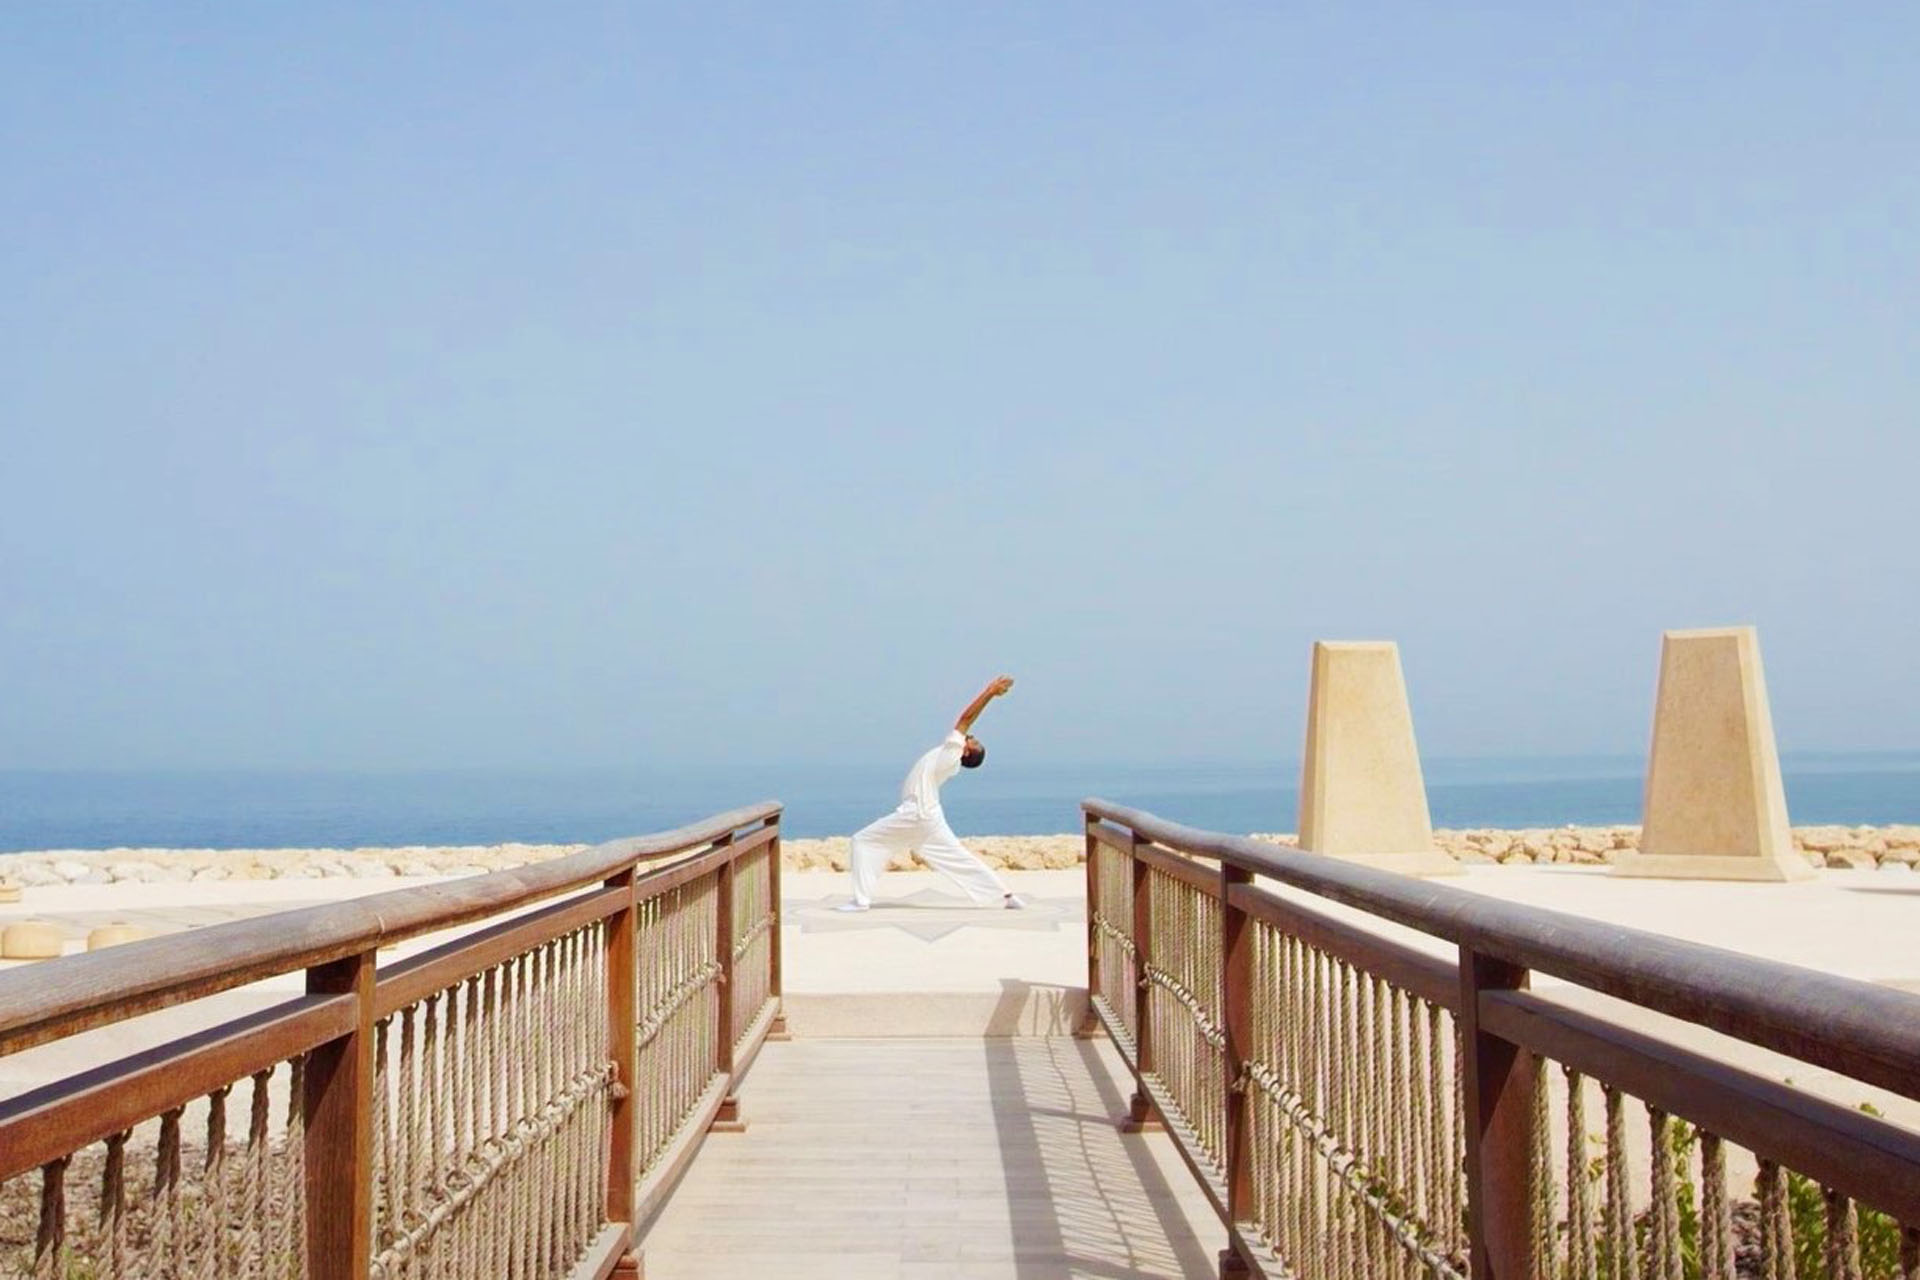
[3,4,1915,771]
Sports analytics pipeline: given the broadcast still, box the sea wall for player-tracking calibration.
[1424,823,1919,870]
[0,843,589,885]
[3,824,1917,886]
[784,825,1920,871]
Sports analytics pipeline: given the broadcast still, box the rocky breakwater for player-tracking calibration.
[786,826,1920,872]
[0,843,588,886]
[2,826,1915,887]
[0,835,1098,887]
[1252,824,1920,871]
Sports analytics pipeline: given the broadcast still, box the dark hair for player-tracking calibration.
[960,740,986,769]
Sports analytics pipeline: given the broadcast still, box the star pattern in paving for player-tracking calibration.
[786,888,1083,942]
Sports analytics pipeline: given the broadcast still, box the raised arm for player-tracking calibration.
[954,675,1016,734]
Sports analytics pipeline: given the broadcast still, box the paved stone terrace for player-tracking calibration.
[638,1037,1221,1280]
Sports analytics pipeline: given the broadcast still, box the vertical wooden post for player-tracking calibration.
[712,835,745,1132]
[1122,829,1161,1132]
[1460,948,1537,1280]
[304,950,375,1280]
[766,816,788,1040]
[1219,863,1255,1278]
[1075,814,1103,1038]
[605,868,641,1278]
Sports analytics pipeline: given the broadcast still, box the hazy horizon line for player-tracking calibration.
[4,747,1917,777]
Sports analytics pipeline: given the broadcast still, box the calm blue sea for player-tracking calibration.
[1,754,1916,852]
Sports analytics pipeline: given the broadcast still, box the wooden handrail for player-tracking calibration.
[1088,798,1920,1280]
[371,882,630,1017]
[1226,880,1457,1012]
[2,802,785,1280]
[0,993,357,1179]
[1478,988,1920,1225]
[1085,797,1920,1103]
[0,801,780,1056]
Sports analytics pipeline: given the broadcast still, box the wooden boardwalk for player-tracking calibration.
[639,1037,1221,1279]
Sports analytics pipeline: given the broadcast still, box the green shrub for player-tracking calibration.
[1574,1107,1906,1280]
[1779,1164,1904,1279]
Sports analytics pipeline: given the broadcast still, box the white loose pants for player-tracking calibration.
[849,804,1008,907]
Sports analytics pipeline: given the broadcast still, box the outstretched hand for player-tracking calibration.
[956,675,1016,734]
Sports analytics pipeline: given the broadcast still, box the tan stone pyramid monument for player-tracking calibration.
[1297,641,1459,877]
[1613,626,1813,881]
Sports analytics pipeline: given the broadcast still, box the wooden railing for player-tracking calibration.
[1083,799,1920,1280]
[0,802,785,1279]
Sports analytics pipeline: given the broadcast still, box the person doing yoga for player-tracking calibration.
[836,675,1023,912]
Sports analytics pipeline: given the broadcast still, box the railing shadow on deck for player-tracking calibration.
[984,977,1084,1039]
[1081,798,1920,1280]
[983,979,1219,1279]
[0,802,787,1280]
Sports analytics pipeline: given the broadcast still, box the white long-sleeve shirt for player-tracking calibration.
[899,730,966,816]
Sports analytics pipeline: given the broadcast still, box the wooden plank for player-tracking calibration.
[632,1072,731,1234]
[1135,841,1221,896]
[1459,950,1536,1280]
[374,884,625,1016]
[713,838,739,1127]
[0,993,355,1180]
[1089,993,1137,1067]
[765,816,785,1031]
[729,998,778,1088]
[1220,863,1255,1276]
[1224,1222,1291,1280]
[637,1038,1228,1277]
[1480,988,1920,1225]
[727,822,779,861]
[0,803,784,1057]
[1126,833,1158,1131]
[0,909,391,1059]
[604,871,638,1235]
[716,839,736,1073]
[1094,998,1230,1226]
[1084,817,1101,1007]
[1084,798,1920,1104]
[1228,881,1459,1012]
[638,1038,1229,1279]
[634,845,733,904]
[565,1223,632,1280]
[634,827,777,911]
[305,951,376,1280]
